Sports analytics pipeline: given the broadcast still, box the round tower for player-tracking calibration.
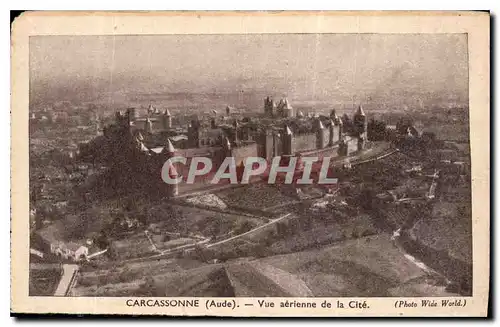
[357,135,366,152]
[188,119,201,148]
[147,104,155,115]
[282,98,294,118]
[264,97,276,116]
[145,117,153,134]
[353,104,368,139]
[281,125,293,155]
[232,119,239,143]
[315,119,326,149]
[258,128,274,160]
[163,109,172,130]
[328,119,335,146]
[337,116,344,141]
[330,109,338,121]
[222,136,233,163]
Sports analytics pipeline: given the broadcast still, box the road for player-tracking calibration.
[110,144,399,264]
[122,212,293,263]
[172,142,394,199]
[206,213,292,248]
[53,264,79,296]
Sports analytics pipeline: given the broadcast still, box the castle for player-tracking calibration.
[91,99,369,198]
[264,96,294,118]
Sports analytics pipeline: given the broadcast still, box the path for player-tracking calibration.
[122,213,293,263]
[206,213,292,249]
[53,264,79,296]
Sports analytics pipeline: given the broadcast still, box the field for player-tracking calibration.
[75,233,457,297]
[73,258,204,296]
[410,187,472,265]
[260,233,455,297]
[216,184,298,214]
[423,123,469,143]
[69,132,472,297]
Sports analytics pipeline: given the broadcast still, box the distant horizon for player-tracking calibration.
[29,34,469,109]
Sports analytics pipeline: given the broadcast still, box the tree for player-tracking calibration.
[368,118,387,141]
[421,132,437,149]
[234,221,253,235]
[95,232,110,249]
[65,214,91,239]
[359,187,375,211]
[396,117,414,135]
[208,218,223,240]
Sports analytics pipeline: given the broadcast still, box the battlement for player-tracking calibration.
[101,100,370,198]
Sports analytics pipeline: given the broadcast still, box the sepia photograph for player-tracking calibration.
[11,12,489,316]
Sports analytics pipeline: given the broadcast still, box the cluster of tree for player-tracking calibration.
[93,231,111,250]
[367,118,388,141]
[233,220,254,235]
[77,136,108,165]
[395,117,415,135]
[348,187,377,212]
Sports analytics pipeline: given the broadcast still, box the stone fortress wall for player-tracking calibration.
[100,98,369,197]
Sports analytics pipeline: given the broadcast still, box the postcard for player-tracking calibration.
[11,11,490,317]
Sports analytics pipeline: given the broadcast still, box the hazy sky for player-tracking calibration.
[30,34,468,103]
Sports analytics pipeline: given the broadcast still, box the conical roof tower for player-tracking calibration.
[355,104,366,116]
[163,139,176,155]
[330,109,338,120]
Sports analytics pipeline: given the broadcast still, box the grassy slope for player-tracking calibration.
[260,233,456,297]
[74,234,457,297]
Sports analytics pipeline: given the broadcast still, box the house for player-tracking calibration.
[61,242,89,261]
[31,222,98,262]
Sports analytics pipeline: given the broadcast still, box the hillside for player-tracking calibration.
[74,233,458,297]
[259,233,456,297]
